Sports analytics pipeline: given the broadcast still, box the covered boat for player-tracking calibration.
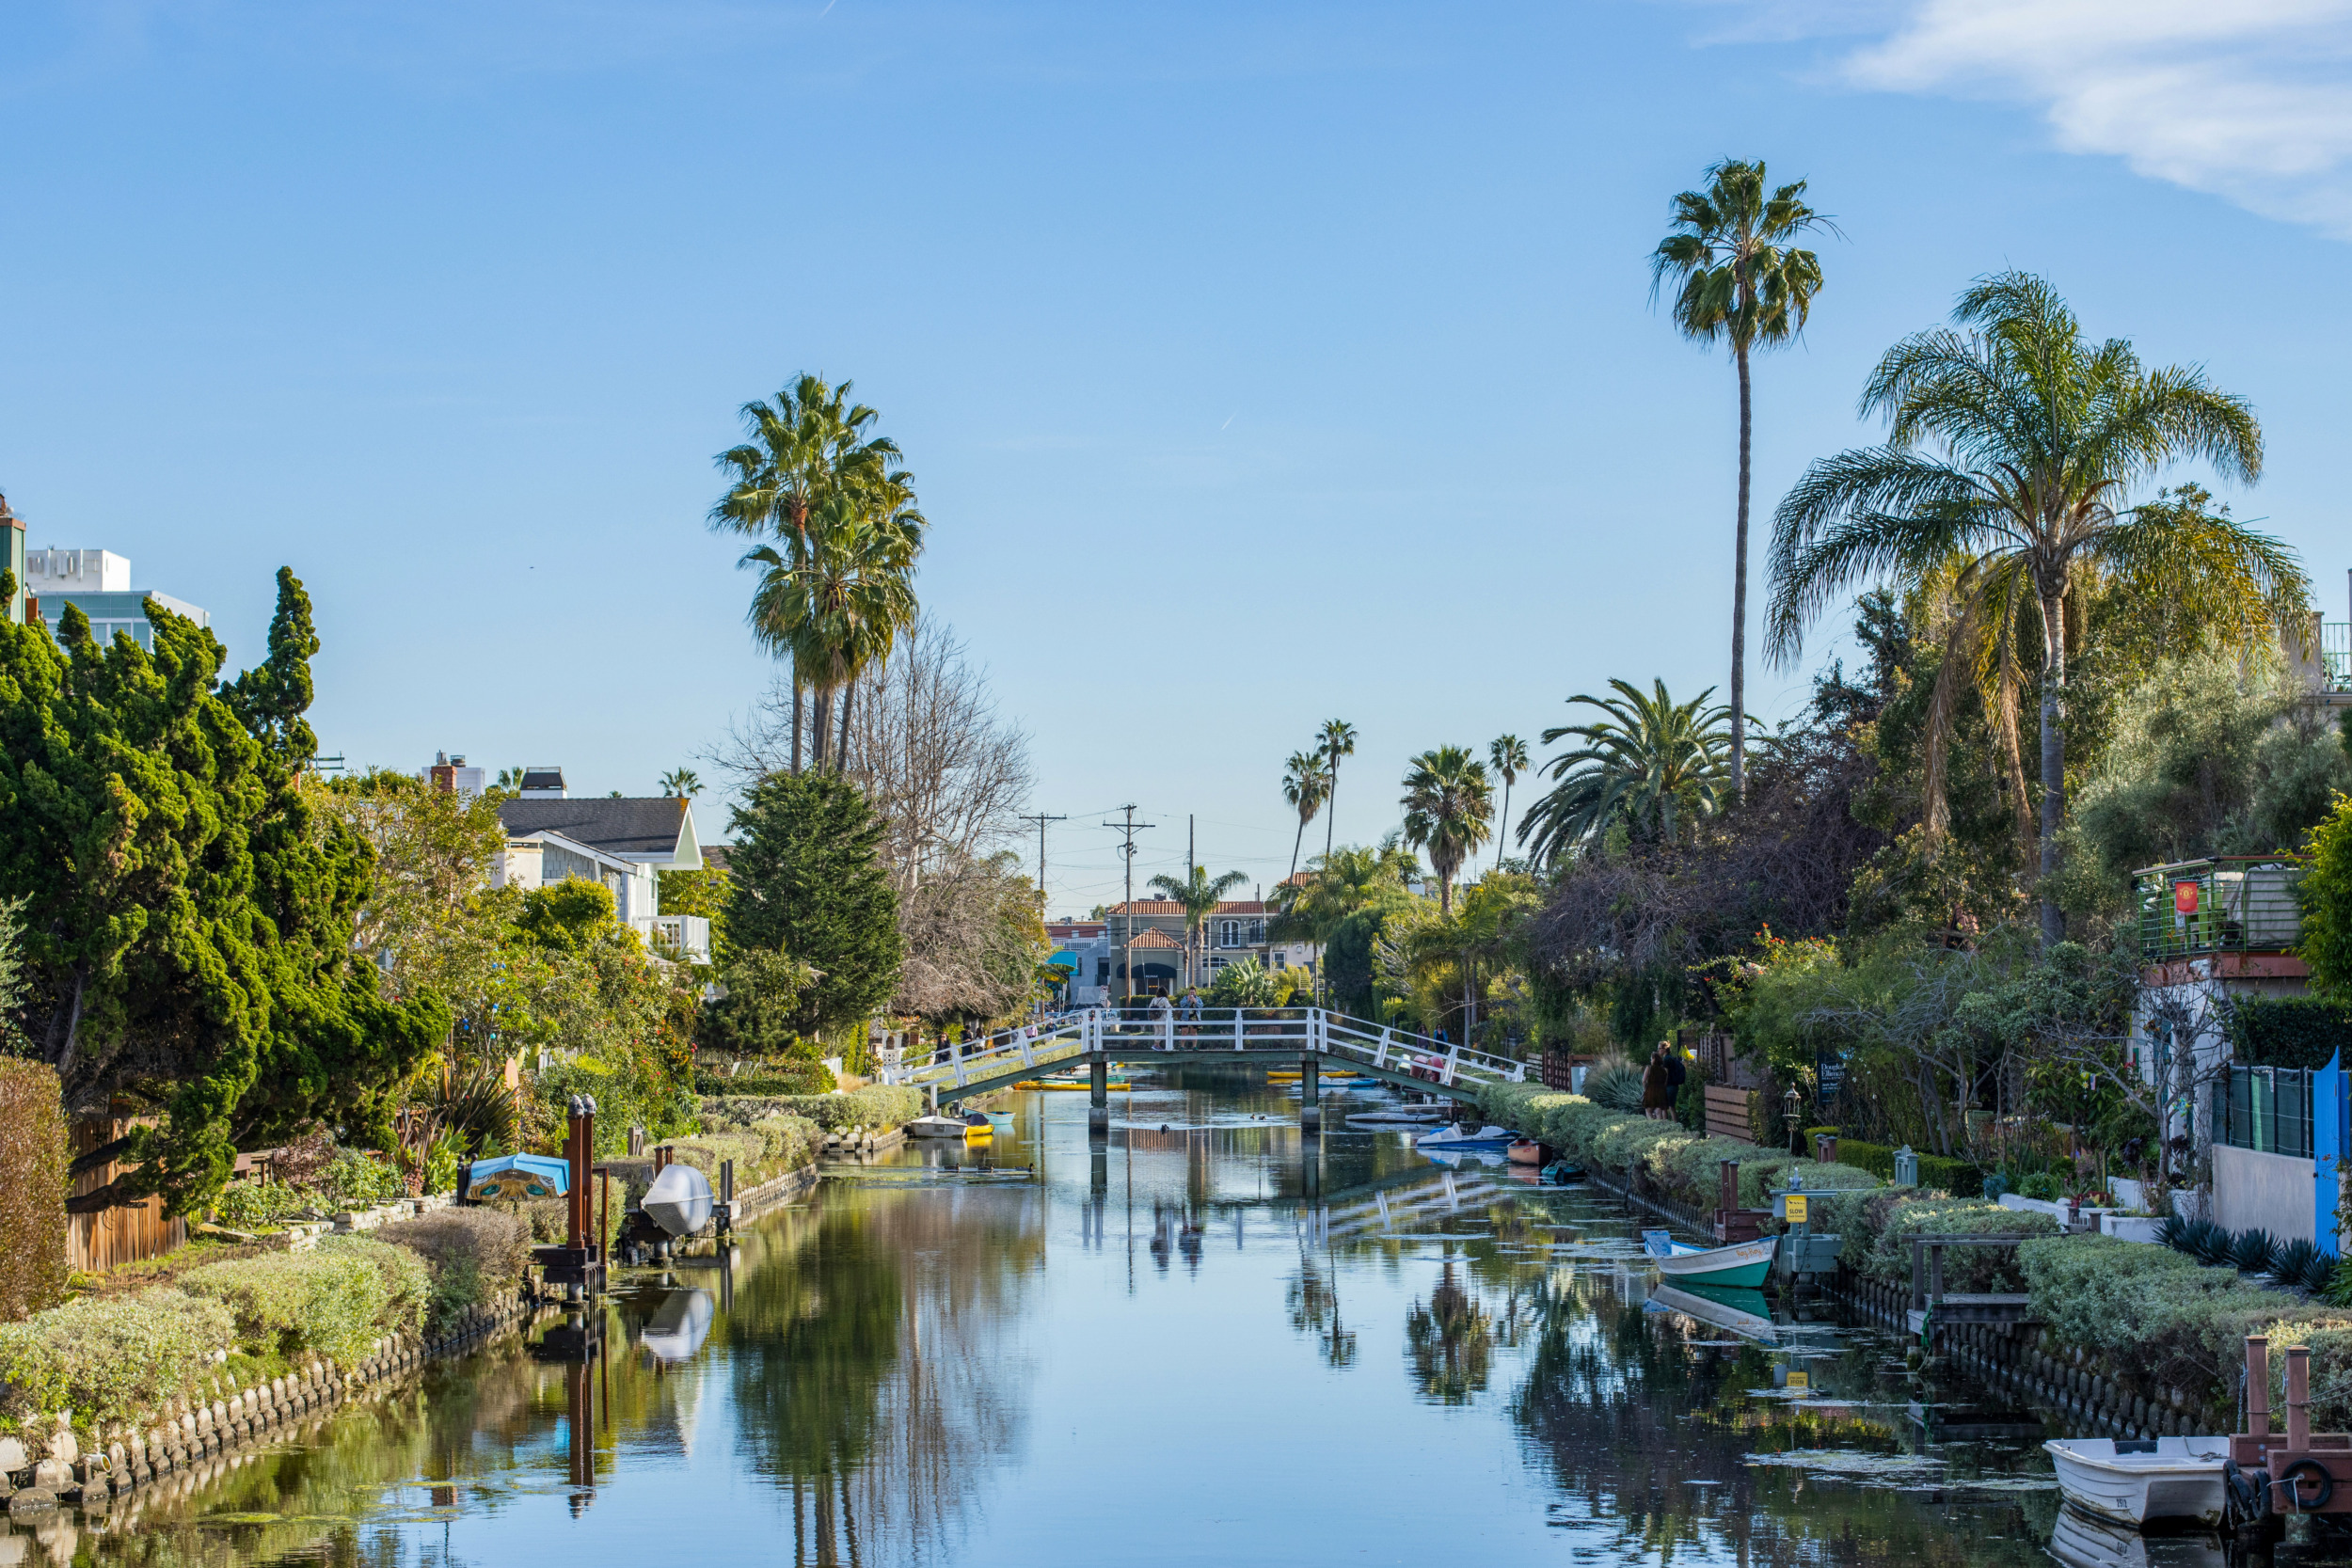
[643,1161,715,1238]
[1641,1227,1777,1288]
[909,1114,979,1138]
[2043,1436,2232,1527]
[463,1153,570,1201]
[1413,1124,1518,1150]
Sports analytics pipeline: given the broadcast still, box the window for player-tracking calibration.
[2216,1067,2318,1159]
[1248,920,1265,944]
[1218,919,1240,948]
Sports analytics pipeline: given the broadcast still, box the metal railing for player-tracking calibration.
[871,1006,1530,1096]
[2133,857,2305,960]
[2323,621,2349,689]
[2215,1065,2316,1159]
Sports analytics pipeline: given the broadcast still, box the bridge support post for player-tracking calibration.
[1300,1054,1320,1132]
[1089,1054,1108,1135]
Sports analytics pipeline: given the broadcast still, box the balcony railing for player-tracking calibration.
[647,913,711,964]
[2134,856,2304,961]
[2215,1065,2316,1159]
[2324,621,2349,689]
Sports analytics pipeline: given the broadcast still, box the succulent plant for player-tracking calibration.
[2272,1238,2325,1291]
[2186,1220,2235,1267]
[2231,1227,2280,1275]
[2154,1214,2187,1252]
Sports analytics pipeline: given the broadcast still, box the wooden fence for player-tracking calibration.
[1703,1085,1756,1145]
[66,1114,184,1273]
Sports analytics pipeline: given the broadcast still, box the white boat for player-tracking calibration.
[643,1162,715,1239]
[2043,1436,2232,1527]
[908,1114,975,1139]
[1414,1124,1518,1150]
[1346,1108,1446,1128]
[1641,1228,1777,1288]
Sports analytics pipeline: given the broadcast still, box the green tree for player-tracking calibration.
[2304,795,2352,1000]
[1652,158,1835,800]
[1281,750,1330,882]
[1147,863,1249,990]
[702,947,820,1058]
[1271,838,1418,1013]
[0,576,447,1216]
[1400,746,1493,916]
[1518,679,1731,864]
[660,768,703,798]
[711,374,920,774]
[1487,735,1529,873]
[725,771,903,1040]
[1319,720,1357,862]
[1768,272,2301,945]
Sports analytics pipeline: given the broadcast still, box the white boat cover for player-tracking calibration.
[644,1162,715,1238]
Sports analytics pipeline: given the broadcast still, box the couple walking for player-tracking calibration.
[1641,1040,1685,1121]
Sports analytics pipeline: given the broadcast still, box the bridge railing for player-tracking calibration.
[873,1006,1528,1096]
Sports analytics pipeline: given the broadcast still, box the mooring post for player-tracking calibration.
[1089,1054,1109,1134]
[2250,1335,2273,1434]
[1300,1054,1320,1132]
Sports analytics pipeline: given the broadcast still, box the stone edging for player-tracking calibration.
[1,1288,537,1521]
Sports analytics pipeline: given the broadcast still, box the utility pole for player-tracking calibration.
[1104,805,1154,1001]
[1017,812,1066,912]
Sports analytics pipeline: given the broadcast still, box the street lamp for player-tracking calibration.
[1784,1085,1804,1156]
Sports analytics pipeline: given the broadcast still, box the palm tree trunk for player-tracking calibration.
[1495,780,1512,873]
[835,675,854,773]
[1289,816,1307,881]
[2038,590,2069,949]
[811,688,832,770]
[791,666,804,776]
[1324,758,1340,860]
[1730,340,1752,801]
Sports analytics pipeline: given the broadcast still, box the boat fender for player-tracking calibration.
[2226,1459,2272,1525]
[2280,1458,2335,1513]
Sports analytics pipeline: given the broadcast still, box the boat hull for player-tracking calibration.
[1652,1234,1777,1289]
[643,1163,715,1239]
[2043,1438,2230,1527]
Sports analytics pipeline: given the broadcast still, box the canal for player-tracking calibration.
[7,1067,2332,1566]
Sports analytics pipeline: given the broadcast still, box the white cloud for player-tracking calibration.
[1718,0,2352,236]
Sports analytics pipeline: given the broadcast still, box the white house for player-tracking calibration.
[492,778,711,964]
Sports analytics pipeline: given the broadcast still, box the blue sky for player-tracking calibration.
[4,1,2347,913]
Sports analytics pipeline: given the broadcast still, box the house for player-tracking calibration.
[7,522,210,652]
[490,773,711,964]
[1046,919,1112,1006]
[1102,898,1316,995]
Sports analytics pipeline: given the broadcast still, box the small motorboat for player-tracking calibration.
[1347,1108,1446,1128]
[2043,1436,2232,1527]
[908,1114,975,1138]
[961,1113,993,1139]
[1413,1124,1518,1150]
[461,1152,570,1201]
[984,1111,1014,1133]
[1506,1139,1544,1165]
[643,1162,715,1239]
[1641,1227,1777,1288]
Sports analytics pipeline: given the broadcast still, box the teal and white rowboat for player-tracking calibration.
[1642,1228,1777,1289]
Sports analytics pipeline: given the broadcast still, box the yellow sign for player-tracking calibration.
[1786,1370,1809,1391]
[1784,1194,1809,1225]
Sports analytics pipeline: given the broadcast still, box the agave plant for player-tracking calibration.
[2231,1228,2280,1275]
[2273,1238,2329,1292]
[1583,1061,1647,1115]
[2153,1214,2187,1252]
[2185,1220,2235,1267]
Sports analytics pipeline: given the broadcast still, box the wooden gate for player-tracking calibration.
[66,1115,184,1274]
[1703,1085,1756,1145]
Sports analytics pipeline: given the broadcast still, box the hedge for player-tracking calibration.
[0,1059,69,1322]
[179,1236,427,1369]
[378,1209,532,1336]
[693,1063,837,1097]
[697,1085,922,1133]
[0,1288,234,1421]
[1835,1137,1983,1197]
[2233,996,2352,1070]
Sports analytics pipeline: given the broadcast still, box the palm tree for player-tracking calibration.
[1281,751,1331,882]
[1271,837,1419,1007]
[660,768,702,798]
[712,374,919,773]
[1766,271,2301,946]
[1400,747,1493,916]
[1652,159,1835,801]
[1518,679,1733,865]
[740,492,921,771]
[1146,864,1249,990]
[1319,720,1358,862]
[1486,736,1529,873]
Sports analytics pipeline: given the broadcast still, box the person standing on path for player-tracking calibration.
[1641,1044,1675,1121]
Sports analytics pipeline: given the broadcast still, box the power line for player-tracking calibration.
[1016,812,1067,909]
[1102,804,1155,1000]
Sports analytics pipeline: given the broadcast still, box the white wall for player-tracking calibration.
[2213,1143,2315,1242]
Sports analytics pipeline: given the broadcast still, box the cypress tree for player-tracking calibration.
[723,772,902,1041]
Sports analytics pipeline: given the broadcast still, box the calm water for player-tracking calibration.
[12,1066,2340,1567]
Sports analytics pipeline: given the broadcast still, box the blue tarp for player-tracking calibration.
[1046,949,1079,970]
[464,1152,571,1199]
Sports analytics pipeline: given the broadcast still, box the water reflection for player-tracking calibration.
[23,1067,2352,1567]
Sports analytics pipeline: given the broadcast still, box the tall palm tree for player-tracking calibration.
[1486,736,1529,873]
[1766,271,2300,946]
[740,492,921,771]
[1281,751,1331,882]
[660,768,702,798]
[1319,720,1357,862]
[712,374,919,773]
[1652,158,1835,801]
[1400,747,1493,916]
[1518,679,1733,865]
[1146,864,1249,990]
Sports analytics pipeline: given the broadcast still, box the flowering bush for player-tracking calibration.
[0,1289,233,1420]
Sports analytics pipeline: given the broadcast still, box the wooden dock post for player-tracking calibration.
[1300,1054,1320,1132]
[1089,1055,1109,1134]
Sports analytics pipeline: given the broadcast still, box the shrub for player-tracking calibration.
[697,1085,922,1133]
[2232,996,2352,1070]
[2024,1234,2328,1400]
[693,1059,837,1097]
[211,1180,316,1231]
[0,1058,69,1322]
[2273,1238,2334,1292]
[2233,1228,2280,1275]
[180,1236,425,1368]
[2018,1171,2062,1201]
[378,1210,532,1335]
[0,1288,234,1421]
[1852,1195,2058,1287]
[1582,1061,1645,1114]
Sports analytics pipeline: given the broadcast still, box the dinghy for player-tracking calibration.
[1641,1227,1778,1288]
[909,1114,977,1138]
[1347,1108,1446,1128]
[1413,1124,1518,1150]
[643,1162,715,1239]
[2043,1436,2232,1527]
[1506,1139,1545,1164]
[462,1153,570,1201]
